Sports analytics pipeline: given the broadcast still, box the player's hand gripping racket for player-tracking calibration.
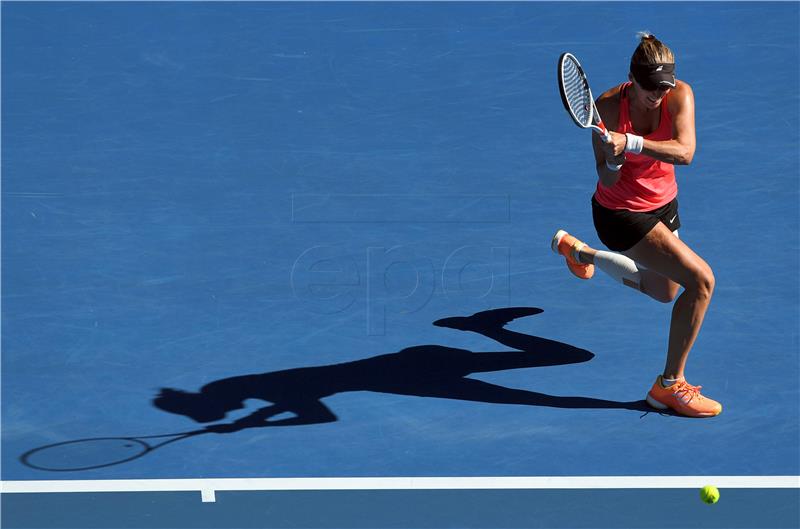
[557,52,611,143]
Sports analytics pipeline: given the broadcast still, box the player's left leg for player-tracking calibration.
[552,229,680,303]
[579,243,680,303]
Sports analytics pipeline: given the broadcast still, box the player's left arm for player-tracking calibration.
[640,81,696,165]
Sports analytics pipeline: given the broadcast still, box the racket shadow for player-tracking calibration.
[19,430,208,472]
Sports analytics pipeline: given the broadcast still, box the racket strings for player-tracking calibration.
[22,437,151,471]
[561,59,592,125]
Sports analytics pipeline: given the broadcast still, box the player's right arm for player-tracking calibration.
[592,87,626,188]
[208,401,337,433]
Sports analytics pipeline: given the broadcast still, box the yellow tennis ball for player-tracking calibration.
[700,485,719,504]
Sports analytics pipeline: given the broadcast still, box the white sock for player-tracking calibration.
[661,376,682,388]
[591,250,643,291]
[570,242,585,263]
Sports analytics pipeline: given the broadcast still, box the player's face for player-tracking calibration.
[632,79,671,109]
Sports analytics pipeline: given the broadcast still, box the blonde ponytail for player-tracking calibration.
[631,32,675,65]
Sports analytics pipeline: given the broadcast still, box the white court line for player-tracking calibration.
[2,476,799,503]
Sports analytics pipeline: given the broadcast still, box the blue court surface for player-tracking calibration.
[2,1,799,528]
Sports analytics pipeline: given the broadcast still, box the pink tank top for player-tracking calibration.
[594,82,677,212]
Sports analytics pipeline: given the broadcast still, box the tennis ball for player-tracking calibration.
[700,485,719,504]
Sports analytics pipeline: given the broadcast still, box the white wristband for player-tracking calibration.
[606,160,623,172]
[625,133,644,154]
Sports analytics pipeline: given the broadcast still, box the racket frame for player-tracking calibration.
[557,52,611,143]
[20,430,206,472]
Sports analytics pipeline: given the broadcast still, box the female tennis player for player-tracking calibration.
[551,33,721,418]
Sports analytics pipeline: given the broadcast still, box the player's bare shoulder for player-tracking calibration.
[672,79,693,95]
[594,84,623,130]
[668,80,695,114]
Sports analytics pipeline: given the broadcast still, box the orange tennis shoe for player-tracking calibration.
[646,376,723,418]
[550,229,594,280]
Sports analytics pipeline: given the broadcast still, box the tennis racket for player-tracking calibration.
[557,52,611,143]
[20,429,210,472]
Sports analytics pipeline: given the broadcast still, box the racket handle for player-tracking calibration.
[593,127,611,143]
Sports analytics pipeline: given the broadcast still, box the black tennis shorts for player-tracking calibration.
[591,195,681,252]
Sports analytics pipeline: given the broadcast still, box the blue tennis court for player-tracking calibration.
[2,2,798,528]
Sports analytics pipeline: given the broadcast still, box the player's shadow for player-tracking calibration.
[154,307,663,433]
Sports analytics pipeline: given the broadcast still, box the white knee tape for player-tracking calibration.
[594,250,642,290]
